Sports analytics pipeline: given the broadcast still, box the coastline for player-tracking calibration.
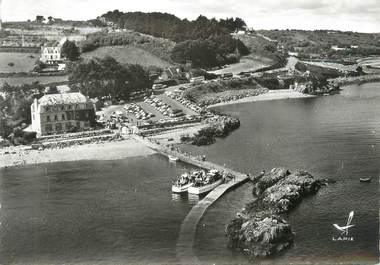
[0,138,156,169]
[330,74,380,87]
[207,89,315,108]
[1,89,316,170]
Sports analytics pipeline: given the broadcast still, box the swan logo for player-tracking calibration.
[332,211,355,241]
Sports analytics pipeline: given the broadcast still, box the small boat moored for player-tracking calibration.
[188,178,223,195]
[172,173,193,193]
[359,177,372,183]
[168,155,180,162]
[188,169,223,195]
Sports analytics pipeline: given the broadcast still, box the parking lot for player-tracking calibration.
[98,90,203,128]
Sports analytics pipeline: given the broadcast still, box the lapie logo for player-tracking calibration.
[332,211,355,241]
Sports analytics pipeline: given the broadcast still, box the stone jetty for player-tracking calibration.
[132,135,250,264]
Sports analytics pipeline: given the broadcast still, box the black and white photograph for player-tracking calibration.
[0,1,379,264]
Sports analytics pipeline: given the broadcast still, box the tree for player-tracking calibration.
[0,82,45,138]
[45,86,59,94]
[33,59,45,72]
[61,40,80,61]
[356,66,363,74]
[48,16,53,24]
[35,15,45,23]
[69,56,150,100]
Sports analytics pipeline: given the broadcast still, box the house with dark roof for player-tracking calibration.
[31,92,95,136]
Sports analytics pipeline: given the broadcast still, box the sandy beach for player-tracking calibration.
[207,89,315,108]
[0,138,156,169]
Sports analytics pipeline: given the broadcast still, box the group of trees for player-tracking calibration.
[96,11,250,67]
[69,56,150,100]
[0,82,45,138]
[61,40,80,61]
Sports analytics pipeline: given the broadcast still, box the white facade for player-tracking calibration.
[40,46,62,64]
[31,92,95,136]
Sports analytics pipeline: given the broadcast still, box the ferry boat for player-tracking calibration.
[172,173,193,193]
[188,169,223,195]
[168,155,180,162]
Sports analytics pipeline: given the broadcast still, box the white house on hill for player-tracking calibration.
[40,45,62,64]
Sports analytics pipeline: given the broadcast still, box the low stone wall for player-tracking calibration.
[41,134,121,149]
[37,129,113,142]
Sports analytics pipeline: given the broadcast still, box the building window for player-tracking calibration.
[55,123,62,131]
[68,105,72,110]
[61,105,65,111]
[76,121,81,128]
[45,124,52,131]
[47,115,51,122]
[62,114,65,120]
[54,115,58,121]
[85,112,89,118]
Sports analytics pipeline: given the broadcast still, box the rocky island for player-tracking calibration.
[225,168,328,258]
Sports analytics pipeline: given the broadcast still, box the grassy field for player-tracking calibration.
[81,45,173,68]
[0,75,68,86]
[209,54,274,75]
[0,52,39,73]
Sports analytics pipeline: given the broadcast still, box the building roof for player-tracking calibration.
[42,46,61,53]
[38,92,90,106]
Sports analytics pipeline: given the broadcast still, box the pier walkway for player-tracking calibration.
[132,135,250,264]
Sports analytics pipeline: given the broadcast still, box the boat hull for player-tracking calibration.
[360,178,371,182]
[188,179,223,195]
[172,182,193,193]
[168,155,180,162]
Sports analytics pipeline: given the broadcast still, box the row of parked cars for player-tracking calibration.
[165,91,202,113]
[124,103,155,120]
[144,95,184,118]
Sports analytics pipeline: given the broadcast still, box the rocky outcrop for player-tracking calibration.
[226,168,327,258]
[181,115,240,146]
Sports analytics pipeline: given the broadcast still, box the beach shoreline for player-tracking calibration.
[1,89,316,169]
[207,89,315,108]
[0,138,156,169]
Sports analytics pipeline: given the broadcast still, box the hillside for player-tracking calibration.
[259,30,380,49]
[231,33,287,71]
[81,45,173,68]
[80,30,175,63]
[257,29,380,58]
[96,11,249,68]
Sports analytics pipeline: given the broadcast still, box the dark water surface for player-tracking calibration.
[186,83,380,264]
[0,156,198,264]
[0,83,379,264]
